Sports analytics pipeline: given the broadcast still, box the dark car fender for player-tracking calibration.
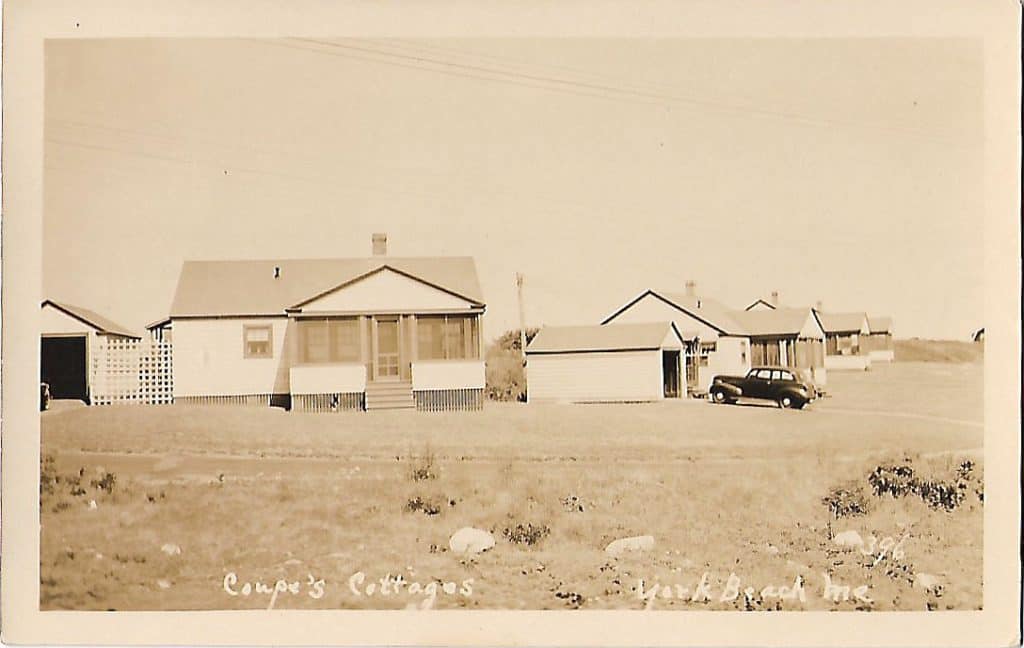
[777,385,811,402]
[711,381,743,397]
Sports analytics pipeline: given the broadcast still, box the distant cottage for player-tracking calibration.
[165,234,486,411]
[598,282,827,392]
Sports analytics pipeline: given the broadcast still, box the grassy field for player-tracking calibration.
[40,362,983,611]
[894,338,984,363]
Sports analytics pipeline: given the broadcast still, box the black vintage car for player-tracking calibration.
[709,366,817,409]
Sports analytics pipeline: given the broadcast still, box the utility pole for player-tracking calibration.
[516,272,528,367]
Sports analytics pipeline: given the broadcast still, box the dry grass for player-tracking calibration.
[40,362,983,611]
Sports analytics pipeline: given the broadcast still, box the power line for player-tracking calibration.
[285,37,975,150]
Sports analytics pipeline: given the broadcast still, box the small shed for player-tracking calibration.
[41,300,141,402]
[525,321,694,403]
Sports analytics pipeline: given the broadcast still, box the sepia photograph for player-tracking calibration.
[2,1,1021,645]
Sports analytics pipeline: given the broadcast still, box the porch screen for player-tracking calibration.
[300,317,360,363]
[417,315,480,360]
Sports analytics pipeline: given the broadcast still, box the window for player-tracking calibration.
[331,318,360,361]
[417,315,480,360]
[754,369,773,380]
[299,317,361,363]
[698,341,716,367]
[243,325,273,358]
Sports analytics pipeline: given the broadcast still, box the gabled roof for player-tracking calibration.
[146,317,172,330]
[603,289,749,336]
[169,257,485,317]
[816,311,869,334]
[729,307,818,337]
[745,298,777,311]
[527,321,695,354]
[868,315,893,334]
[42,300,141,339]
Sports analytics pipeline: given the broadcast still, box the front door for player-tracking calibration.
[662,350,681,398]
[373,317,401,381]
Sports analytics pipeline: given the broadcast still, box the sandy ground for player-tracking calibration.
[40,361,983,611]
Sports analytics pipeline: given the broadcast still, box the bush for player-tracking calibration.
[503,522,550,546]
[485,328,539,402]
[404,496,442,516]
[408,446,438,482]
[868,464,917,498]
[866,459,979,512]
[822,485,870,518]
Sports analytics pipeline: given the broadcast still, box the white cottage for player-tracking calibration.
[525,321,693,403]
[166,235,486,411]
[40,300,142,402]
[603,284,827,390]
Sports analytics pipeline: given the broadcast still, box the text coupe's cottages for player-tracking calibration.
[166,235,486,412]
[40,299,142,402]
[525,321,694,403]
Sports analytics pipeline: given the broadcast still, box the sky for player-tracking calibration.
[43,38,984,341]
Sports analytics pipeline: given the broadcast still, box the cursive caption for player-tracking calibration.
[223,571,473,609]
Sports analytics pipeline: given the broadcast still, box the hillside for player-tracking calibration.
[894,338,984,363]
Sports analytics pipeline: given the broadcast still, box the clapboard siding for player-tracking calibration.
[173,318,289,397]
[527,350,662,403]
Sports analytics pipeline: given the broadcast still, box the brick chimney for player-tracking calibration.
[815,300,823,312]
[685,280,697,297]
[770,290,779,306]
[372,233,387,256]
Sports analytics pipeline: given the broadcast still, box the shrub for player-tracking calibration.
[503,522,550,546]
[91,472,117,494]
[408,447,438,482]
[485,328,539,402]
[822,485,870,518]
[868,464,917,498]
[866,459,980,512]
[404,496,442,516]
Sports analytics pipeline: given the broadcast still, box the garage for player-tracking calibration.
[41,335,88,401]
[40,300,142,405]
[525,321,694,403]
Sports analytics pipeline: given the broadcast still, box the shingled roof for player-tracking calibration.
[169,257,485,317]
[42,300,141,339]
[867,315,893,334]
[527,321,694,354]
[728,307,820,337]
[816,311,869,334]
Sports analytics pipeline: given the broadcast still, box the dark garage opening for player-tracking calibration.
[662,350,681,398]
[41,336,88,402]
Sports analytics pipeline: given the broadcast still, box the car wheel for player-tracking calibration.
[713,390,727,404]
[779,396,793,409]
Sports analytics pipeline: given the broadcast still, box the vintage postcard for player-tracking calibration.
[2,1,1020,646]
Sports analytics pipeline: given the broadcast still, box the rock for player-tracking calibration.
[449,527,495,554]
[832,530,864,549]
[157,579,172,589]
[914,573,941,592]
[161,543,182,556]
[604,535,655,556]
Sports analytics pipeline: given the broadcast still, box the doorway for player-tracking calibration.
[662,350,681,398]
[41,335,88,401]
[372,317,401,381]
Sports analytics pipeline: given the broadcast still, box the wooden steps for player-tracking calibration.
[365,381,414,411]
